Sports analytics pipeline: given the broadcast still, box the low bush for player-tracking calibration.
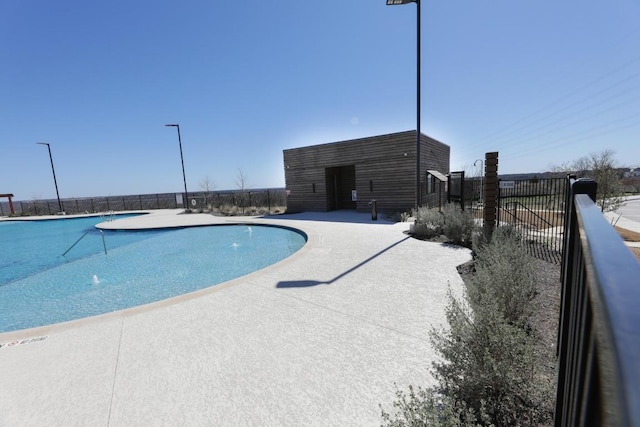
[381,384,489,427]
[387,211,413,223]
[413,204,476,247]
[208,204,285,216]
[469,227,539,327]
[441,204,475,247]
[413,206,444,239]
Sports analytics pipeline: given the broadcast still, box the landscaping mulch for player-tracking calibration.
[615,226,640,242]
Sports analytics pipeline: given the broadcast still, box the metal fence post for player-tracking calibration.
[561,176,597,292]
[483,152,499,237]
[460,172,465,211]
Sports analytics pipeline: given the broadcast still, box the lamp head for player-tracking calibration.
[386,0,417,5]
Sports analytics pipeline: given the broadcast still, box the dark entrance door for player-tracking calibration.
[325,165,356,211]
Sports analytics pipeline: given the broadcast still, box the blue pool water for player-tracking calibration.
[0,216,306,333]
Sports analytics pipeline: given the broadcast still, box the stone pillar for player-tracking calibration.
[483,152,499,237]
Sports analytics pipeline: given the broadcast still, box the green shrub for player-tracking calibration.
[434,228,551,426]
[469,227,539,327]
[209,204,285,216]
[380,384,488,427]
[413,206,444,238]
[413,204,476,247]
[441,204,475,247]
[388,211,413,223]
[471,228,490,254]
[430,290,551,426]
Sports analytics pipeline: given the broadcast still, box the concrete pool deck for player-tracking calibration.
[0,210,472,426]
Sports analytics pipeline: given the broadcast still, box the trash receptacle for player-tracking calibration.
[369,199,377,221]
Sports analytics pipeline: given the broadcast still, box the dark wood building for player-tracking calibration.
[283,130,450,213]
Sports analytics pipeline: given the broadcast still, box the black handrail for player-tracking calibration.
[555,176,640,426]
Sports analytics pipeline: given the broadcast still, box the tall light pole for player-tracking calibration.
[165,124,189,209]
[36,142,63,213]
[474,158,484,205]
[387,0,421,208]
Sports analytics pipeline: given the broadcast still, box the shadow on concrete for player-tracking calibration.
[276,236,411,288]
[262,210,396,225]
[276,280,326,288]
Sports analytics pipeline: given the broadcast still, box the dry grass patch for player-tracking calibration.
[615,227,640,262]
[615,226,640,242]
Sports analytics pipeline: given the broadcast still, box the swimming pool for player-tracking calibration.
[0,216,306,333]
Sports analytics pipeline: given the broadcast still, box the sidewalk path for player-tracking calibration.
[0,210,471,426]
[605,204,640,249]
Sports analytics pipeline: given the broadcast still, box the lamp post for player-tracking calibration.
[165,124,190,210]
[474,158,484,205]
[386,0,421,208]
[36,142,63,213]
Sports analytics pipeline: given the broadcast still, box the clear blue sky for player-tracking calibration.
[1,0,639,201]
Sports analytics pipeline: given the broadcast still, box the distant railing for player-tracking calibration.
[0,189,287,216]
[555,176,640,426]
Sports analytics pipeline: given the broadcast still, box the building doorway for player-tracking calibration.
[325,165,356,211]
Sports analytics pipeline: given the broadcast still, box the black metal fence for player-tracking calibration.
[497,177,567,263]
[0,189,287,216]
[447,171,465,209]
[445,174,483,212]
[555,176,640,426]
